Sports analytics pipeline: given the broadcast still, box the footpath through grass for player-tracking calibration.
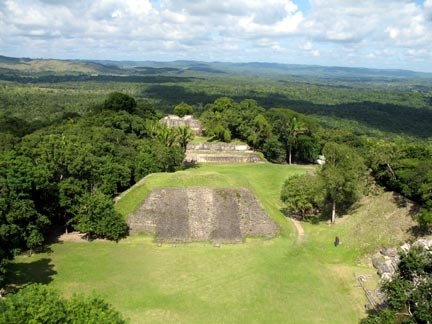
[12,163,402,324]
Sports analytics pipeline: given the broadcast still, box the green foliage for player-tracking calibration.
[176,126,194,152]
[262,137,285,163]
[364,247,432,324]
[214,125,232,142]
[360,308,397,324]
[0,284,126,323]
[418,208,432,231]
[0,284,67,323]
[0,151,51,280]
[368,140,432,210]
[75,191,127,241]
[295,134,321,163]
[266,109,316,164]
[173,102,193,117]
[135,140,185,178]
[0,93,187,285]
[320,142,367,222]
[199,98,319,162]
[103,92,137,114]
[67,295,127,323]
[281,174,323,220]
[382,277,413,310]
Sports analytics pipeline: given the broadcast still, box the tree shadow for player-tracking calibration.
[6,258,57,288]
[392,192,410,209]
[144,84,432,138]
[408,225,431,238]
[391,193,427,239]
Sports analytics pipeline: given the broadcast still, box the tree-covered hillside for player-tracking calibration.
[1,56,431,138]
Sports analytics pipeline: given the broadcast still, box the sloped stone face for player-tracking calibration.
[128,188,278,243]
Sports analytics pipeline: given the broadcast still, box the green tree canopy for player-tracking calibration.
[281,174,323,220]
[174,102,193,117]
[320,142,367,223]
[103,92,137,114]
[75,191,127,241]
[0,284,126,323]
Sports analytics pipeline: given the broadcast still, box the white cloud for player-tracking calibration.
[0,0,431,71]
[302,41,313,50]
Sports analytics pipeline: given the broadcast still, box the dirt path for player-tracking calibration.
[58,232,87,242]
[289,218,305,242]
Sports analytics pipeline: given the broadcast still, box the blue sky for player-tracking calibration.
[0,0,431,72]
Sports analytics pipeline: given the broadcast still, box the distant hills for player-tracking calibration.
[1,54,431,81]
[0,55,121,74]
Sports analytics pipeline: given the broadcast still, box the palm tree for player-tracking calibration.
[287,117,306,165]
[156,126,178,148]
[176,126,194,152]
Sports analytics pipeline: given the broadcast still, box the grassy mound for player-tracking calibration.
[9,163,417,323]
[116,163,311,238]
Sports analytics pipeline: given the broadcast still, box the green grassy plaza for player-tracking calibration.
[12,163,413,323]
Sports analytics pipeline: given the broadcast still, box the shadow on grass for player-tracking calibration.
[6,258,57,288]
[408,225,431,238]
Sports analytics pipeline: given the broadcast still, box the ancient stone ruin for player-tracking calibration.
[127,187,278,243]
[185,143,264,163]
[160,114,202,135]
[372,236,432,281]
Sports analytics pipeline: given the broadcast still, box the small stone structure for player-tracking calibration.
[160,114,202,135]
[371,236,432,282]
[185,143,264,163]
[127,187,278,243]
[371,248,400,281]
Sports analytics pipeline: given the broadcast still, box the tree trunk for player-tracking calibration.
[288,146,292,165]
[331,200,336,224]
[64,212,69,234]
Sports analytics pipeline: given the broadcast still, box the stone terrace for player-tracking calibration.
[185,142,264,163]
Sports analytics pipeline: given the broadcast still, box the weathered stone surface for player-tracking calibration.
[400,243,411,253]
[372,236,432,282]
[380,247,398,257]
[128,187,278,243]
[379,260,396,276]
[185,143,264,164]
[381,273,393,281]
[412,237,432,250]
[160,115,202,135]
[372,252,385,269]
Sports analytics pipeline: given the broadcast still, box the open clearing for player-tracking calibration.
[10,163,416,323]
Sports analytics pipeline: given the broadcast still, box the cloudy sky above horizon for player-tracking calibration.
[0,0,431,72]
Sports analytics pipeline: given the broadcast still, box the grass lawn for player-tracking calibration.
[11,163,413,323]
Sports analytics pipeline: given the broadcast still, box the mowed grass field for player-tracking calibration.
[11,163,414,323]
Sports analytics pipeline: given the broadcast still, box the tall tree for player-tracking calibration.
[320,142,366,223]
[286,117,306,165]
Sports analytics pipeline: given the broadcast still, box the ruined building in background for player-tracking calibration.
[160,114,264,163]
[160,115,202,135]
[185,143,264,163]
